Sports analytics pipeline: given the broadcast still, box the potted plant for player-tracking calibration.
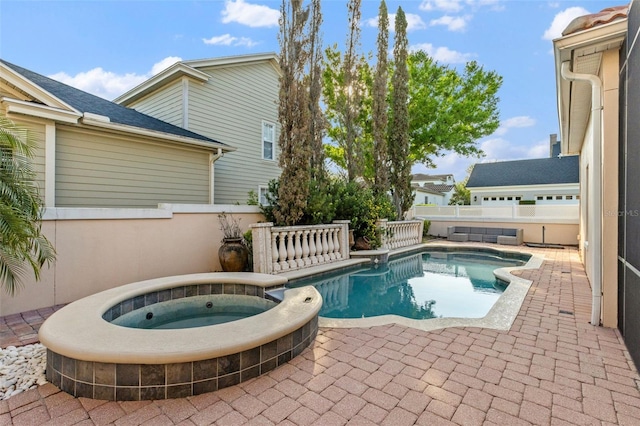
[218,213,249,272]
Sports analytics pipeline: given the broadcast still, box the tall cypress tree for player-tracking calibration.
[308,0,325,180]
[388,7,411,218]
[276,0,312,225]
[372,0,389,196]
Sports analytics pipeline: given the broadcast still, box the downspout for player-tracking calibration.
[209,148,224,204]
[561,61,603,326]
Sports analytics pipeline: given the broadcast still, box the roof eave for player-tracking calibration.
[553,19,627,155]
[0,62,82,115]
[1,97,82,123]
[184,52,280,75]
[114,63,210,106]
[79,115,236,153]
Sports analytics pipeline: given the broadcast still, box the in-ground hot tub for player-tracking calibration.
[38,273,321,401]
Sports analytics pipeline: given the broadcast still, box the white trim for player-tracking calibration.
[0,62,81,113]
[258,185,270,206]
[468,183,579,193]
[79,116,235,153]
[182,76,189,129]
[42,204,261,221]
[619,256,640,278]
[44,123,56,207]
[261,120,275,161]
[2,98,81,123]
[184,52,278,69]
[113,63,209,105]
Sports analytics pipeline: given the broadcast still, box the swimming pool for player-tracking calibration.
[288,246,540,332]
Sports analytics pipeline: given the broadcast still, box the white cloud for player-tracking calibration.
[420,0,503,13]
[527,140,550,158]
[543,6,589,40]
[410,43,476,64]
[420,0,463,13]
[49,56,183,100]
[221,0,279,28]
[494,115,536,136]
[480,137,548,162]
[203,34,258,47]
[430,15,469,31]
[151,56,181,75]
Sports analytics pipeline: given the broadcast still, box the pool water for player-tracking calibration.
[111,295,278,329]
[288,250,528,320]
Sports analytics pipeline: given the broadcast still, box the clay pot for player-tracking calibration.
[218,238,249,272]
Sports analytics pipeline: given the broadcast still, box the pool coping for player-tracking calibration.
[38,273,322,365]
[315,243,544,332]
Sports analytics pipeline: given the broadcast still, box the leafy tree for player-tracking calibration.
[321,0,372,183]
[372,0,390,196]
[408,51,502,167]
[449,164,473,205]
[0,116,55,295]
[449,183,471,205]
[388,7,411,218]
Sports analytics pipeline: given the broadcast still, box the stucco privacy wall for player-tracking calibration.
[428,220,579,245]
[0,206,262,317]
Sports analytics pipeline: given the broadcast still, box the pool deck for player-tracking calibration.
[2,243,640,425]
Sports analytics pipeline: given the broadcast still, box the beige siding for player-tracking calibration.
[55,127,210,207]
[128,79,184,127]
[187,62,281,204]
[0,103,47,193]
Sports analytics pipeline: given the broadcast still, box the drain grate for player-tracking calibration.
[559,309,574,315]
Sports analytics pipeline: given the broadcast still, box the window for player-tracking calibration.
[259,186,270,205]
[556,195,563,200]
[546,196,553,200]
[424,196,429,204]
[262,122,275,160]
[507,197,513,201]
[576,195,580,200]
[491,197,497,201]
[566,195,573,200]
[499,197,505,201]
[515,196,522,201]
[483,197,489,201]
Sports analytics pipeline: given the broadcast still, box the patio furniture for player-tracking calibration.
[447,226,523,245]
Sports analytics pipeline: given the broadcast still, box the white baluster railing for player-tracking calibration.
[251,221,350,274]
[377,219,424,250]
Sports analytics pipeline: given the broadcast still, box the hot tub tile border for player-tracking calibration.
[103,283,278,322]
[45,315,318,401]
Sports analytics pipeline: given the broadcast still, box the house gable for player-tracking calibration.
[115,53,282,205]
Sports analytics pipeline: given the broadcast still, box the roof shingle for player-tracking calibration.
[466,155,579,188]
[1,59,226,146]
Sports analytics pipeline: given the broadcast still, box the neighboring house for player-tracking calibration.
[411,173,455,205]
[0,59,235,208]
[553,4,639,365]
[115,53,282,205]
[466,135,580,206]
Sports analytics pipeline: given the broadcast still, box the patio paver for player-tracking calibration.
[1,245,639,425]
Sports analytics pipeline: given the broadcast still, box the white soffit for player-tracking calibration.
[567,52,603,154]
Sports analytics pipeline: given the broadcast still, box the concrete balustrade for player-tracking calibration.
[377,219,424,250]
[251,221,350,274]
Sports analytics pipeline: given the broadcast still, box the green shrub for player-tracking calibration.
[422,220,431,237]
[258,178,396,249]
[518,200,536,205]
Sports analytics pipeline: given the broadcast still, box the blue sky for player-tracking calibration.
[0,0,621,181]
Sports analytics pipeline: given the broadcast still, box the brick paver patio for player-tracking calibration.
[1,245,640,425]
